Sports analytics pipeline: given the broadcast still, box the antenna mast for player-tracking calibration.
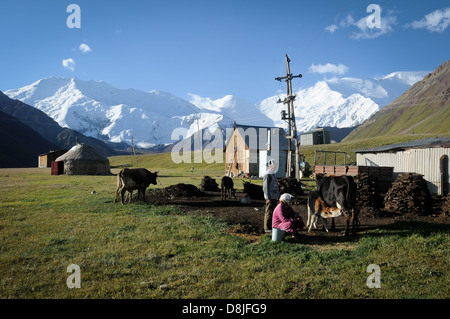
[275,54,302,179]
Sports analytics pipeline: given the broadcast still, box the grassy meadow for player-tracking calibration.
[1,138,449,299]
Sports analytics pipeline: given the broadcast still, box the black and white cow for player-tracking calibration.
[315,174,359,236]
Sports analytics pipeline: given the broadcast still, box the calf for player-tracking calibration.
[307,190,342,232]
[221,176,236,200]
[114,168,158,205]
[316,174,359,236]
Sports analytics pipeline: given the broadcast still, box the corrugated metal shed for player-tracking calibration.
[355,137,450,195]
[354,137,450,153]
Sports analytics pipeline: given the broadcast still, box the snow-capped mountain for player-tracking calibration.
[188,94,274,127]
[259,71,430,133]
[260,81,379,132]
[5,70,429,148]
[5,77,225,148]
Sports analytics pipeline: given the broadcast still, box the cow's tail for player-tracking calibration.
[114,169,125,203]
[346,176,357,208]
[344,175,359,226]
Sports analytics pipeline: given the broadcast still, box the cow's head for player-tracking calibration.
[150,171,159,185]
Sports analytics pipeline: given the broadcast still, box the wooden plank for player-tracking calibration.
[346,166,359,176]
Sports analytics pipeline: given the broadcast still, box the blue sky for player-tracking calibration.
[0,0,449,103]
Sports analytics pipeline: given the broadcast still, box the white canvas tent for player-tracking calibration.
[55,144,111,175]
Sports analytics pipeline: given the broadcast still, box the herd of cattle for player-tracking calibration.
[114,168,359,236]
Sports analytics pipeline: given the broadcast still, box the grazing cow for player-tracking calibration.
[307,190,342,232]
[315,174,358,236]
[114,168,158,205]
[221,176,236,200]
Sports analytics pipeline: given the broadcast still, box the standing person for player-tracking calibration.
[263,159,280,233]
[272,193,305,238]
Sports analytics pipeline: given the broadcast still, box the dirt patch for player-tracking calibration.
[143,183,450,243]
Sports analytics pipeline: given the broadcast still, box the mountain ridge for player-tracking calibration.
[344,60,450,141]
[4,69,431,148]
[0,90,117,158]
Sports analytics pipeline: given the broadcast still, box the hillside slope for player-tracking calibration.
[0,110,58,167]
[345,60,450,141]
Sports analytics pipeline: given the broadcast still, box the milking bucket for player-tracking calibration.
[272,228,286,242]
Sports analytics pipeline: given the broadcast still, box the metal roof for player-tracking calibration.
[354,137,450,154]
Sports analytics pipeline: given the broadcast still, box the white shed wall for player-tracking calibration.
[357,147,450,195]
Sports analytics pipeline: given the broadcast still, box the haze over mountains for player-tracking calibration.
[345,60,450,141]
[4,69,429,149]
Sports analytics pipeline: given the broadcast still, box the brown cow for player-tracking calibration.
[114,168,158,205]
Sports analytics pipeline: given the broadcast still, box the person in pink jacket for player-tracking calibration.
[272,193,305,238]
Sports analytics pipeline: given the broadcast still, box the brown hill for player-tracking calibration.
[345,60,450,141]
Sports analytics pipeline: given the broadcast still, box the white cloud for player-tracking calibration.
[79,43,92,53]
[351,14,397,39]
[309,63,349,75]
[325,24,338,33]
[62,58,76,72]
[332,8,397,40]
[340,14,355,28]
[404,7,450,33]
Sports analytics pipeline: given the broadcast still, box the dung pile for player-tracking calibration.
[163,183,204,198]
[200,176,220,192]
[354,173,382,217]
[243,182,264,200]
[384,173,432,215]
[442,194,450,215]
[277,178,304,196]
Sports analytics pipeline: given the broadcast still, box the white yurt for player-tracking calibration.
[55,144,111,175]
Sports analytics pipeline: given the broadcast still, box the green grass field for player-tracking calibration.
[1,138,449,299]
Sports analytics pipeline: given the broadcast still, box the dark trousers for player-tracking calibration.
[264,199,278,231]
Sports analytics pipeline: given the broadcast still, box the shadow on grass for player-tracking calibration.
[285,220,450,247]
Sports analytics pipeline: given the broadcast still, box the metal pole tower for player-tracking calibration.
[275,54,302,179]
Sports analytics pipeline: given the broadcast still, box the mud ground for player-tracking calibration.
[142,185,450,244]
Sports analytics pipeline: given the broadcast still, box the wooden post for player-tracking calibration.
[275,54,302,179]
[440,155,448,195]
[131,136,136,155]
